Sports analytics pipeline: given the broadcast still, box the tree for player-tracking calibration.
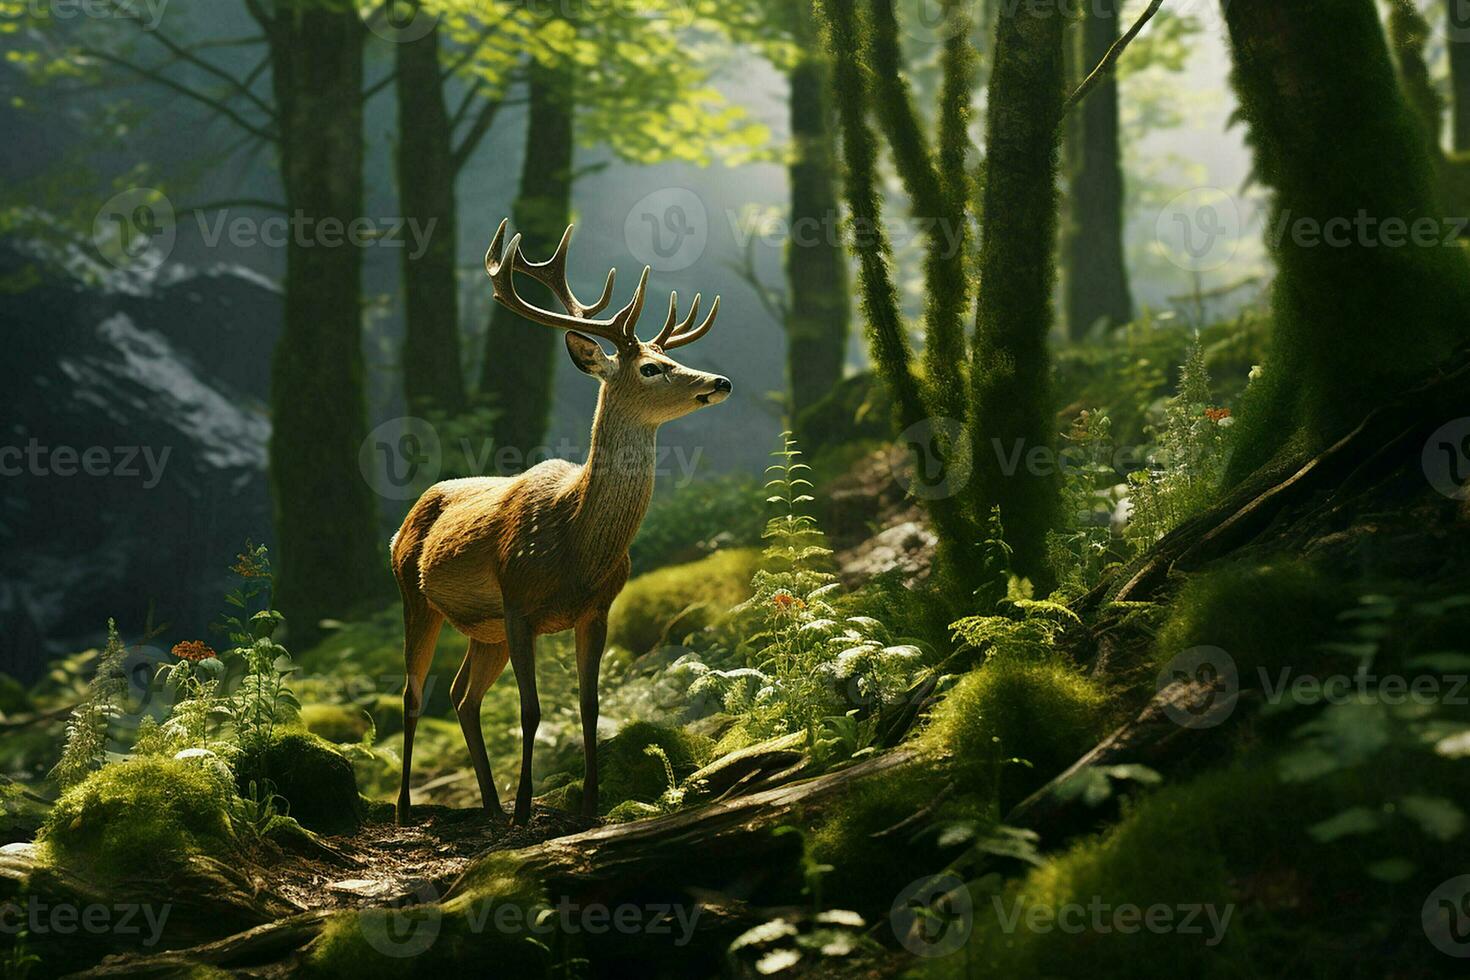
[1450,0,1470,152]
[1062,0,1133,339]
[1221,0,1470,480]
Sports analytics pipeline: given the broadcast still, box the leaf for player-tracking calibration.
[1365,858,1416,883]
[1399,795,1466,841]
[1307,806,1380,842]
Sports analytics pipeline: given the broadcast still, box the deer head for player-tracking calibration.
[485,219,732,427]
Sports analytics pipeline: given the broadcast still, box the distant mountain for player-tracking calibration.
[0,234,280,683]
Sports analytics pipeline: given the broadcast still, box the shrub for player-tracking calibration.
[607,549,760,654]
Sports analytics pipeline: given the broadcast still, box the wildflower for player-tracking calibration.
[1204,407,1232,423]
[172,640,217,662]
[771,592,805,614]
[1248,364,1264,383]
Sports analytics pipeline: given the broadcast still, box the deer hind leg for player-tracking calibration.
[575,612,609,820]
[505,610,539,826]
[451,639,510,818]
[397,597,445,825]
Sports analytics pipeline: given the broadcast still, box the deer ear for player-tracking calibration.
[565,331,612,377]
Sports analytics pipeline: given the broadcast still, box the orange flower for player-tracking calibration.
[172,640,217,662]
[1204,407,1232,423]
[771,592,805,613]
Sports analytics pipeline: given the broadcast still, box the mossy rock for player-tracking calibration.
[1153,560,1345,679]
[596,722,713,815]
[0,672,29,716]
[300,703,373,744]
[607,549,760,654]
[0,775,48,844]
[237,731,362,836]
[919,650,1112,807]
[368,693,405,737]
[38,756,240,878]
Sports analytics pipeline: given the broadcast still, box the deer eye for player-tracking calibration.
[639,362,663,378]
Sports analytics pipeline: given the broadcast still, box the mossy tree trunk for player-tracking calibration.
[786,3,852,431]
[395,6,466,417]
[260,0,381,637]
[478,56,575,468]
[1062,0,1133,339]
[970,0,1069,586]
[1221,0,1470,479]
[1450,0,1470,152]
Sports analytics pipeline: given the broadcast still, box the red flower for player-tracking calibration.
[1204,407,1232,423]
[172,640,217,662]
[771,592,805,613]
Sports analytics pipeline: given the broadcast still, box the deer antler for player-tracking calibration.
[485,219,719,353]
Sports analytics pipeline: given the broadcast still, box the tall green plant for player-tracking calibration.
[50,620,128,789]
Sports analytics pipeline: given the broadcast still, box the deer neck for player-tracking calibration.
[571,389,657,566]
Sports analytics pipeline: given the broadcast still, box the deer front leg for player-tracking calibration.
[506,610,539,826]
[575,612,609,819]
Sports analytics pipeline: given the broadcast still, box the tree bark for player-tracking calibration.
[396,9,466,416]
[263,0,381,638]
[1451,0,1470,152]
[970,0,1068,586]
[477,57,575,468]
[786,3,851,431]
[1063,0,1133,339]
[1220,0,1470,480]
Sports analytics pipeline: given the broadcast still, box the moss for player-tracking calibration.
[628,474,766,573]
[1152,560,1345,680]
[918,650,1112,808]
[0,775,48,844]
[236,731,362,835]
[0,672,29,716]
[38,756,240,878]
[595,722,713,815]
[300,703,373,744]
[792,371,895,451]
[607,549,760,654]
[368,693,404,738]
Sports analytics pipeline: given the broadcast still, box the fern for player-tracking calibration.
[50,619,128,788]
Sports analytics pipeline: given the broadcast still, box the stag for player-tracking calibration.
[392,220,731,825]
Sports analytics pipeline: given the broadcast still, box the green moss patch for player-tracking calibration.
[300,703,373,744]
[39,756,240,878]
[608,549,760,654]
[595,722,713,815]
[236,731,362,835]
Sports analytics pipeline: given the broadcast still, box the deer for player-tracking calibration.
[391,219,731,826]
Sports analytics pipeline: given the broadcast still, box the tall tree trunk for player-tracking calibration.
[1063,0,1133,339]
[1450,0,1470,152]
[970,1,1068,586]
[478,57,574,468]
[264,1,380,638]
[1221,0,1470,480]
[396,8,466,416]
[786,3,851,430]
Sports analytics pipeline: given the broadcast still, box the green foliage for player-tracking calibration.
[951,577,1084,665]
[1045,410,1124,596]
[1126,336,1234,550]
[298,703,374,745]
[234,731,363,835]
[49,620,127,790]
[629,475,766,573]
[39,756,240,878]
[607,548,761,655]
[592,721,712,817]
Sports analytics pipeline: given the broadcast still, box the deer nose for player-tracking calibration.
[713,377,732,393]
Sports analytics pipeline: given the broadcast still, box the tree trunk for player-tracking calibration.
[1063,0,1133,339]
[1220,0,1470,480]
[396,10,466,416]
[478,57,575,468]
[1451,0,1470,152]
[264,1,381,638]
[786,4,851,432]
[970,1,1068,586]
